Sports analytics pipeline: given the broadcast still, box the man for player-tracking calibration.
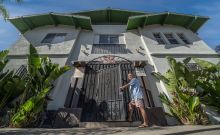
[120,73,148,128]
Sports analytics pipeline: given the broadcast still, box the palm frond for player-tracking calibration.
[0,4,9,19]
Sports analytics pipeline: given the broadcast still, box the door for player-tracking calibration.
[78,63,140,122]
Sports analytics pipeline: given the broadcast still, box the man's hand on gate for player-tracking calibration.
[119,86,124,91]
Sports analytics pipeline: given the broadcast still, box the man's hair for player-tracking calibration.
[128,73,134,77]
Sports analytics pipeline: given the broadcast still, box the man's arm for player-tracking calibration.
[120,83,130,91]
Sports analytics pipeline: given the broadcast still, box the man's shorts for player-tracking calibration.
[130,99,144,108]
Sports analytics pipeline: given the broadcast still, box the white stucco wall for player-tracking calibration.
[8,36,30,55]
[77,25,149,62]
[3,58,27,72]
[23,25,80,55]
[139,24,216,55]
[152,55,220,74]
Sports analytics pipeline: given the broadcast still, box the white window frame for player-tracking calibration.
[164,33,179,45]
[99,34,119,44]
[41,33,67,44]
[153,33,166,45]
[177,33,190,44]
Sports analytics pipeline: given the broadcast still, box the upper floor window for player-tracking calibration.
[153,33,166,44]
[164,33,179,44]
[186,63,201,71]
[99,35,119,44]
[41,33,67,44]
[177,33,190,44]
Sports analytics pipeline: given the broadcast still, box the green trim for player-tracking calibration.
[8,9,209,33]
[49,13,58,26]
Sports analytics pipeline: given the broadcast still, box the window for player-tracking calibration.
[215,45,220,53]
[41,34,55,44]
[153,33,166,44]
[99,35,119,44]
[41,33,67,44]
[177,33,190,44]
[164,33,179,44]
[99,35,109,44]
[186,63,201,71]
[52,33,67,44]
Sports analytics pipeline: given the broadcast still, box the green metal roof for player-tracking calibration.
[73,8,147,24]
[9,13,92,33]
[8,9,209,34]
[127,12,209,32]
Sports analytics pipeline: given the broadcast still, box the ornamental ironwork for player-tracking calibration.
[88,55,131,64]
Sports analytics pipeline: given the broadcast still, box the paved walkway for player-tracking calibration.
[0,125,220,135]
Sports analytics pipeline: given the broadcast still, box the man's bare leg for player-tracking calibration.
[139,106,148,126]
[128,102,134,121]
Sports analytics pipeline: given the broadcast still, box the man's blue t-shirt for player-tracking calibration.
[129,78,143,101]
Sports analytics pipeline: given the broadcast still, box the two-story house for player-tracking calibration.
[5,8,219,127]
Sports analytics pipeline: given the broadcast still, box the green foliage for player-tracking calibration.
[0,4,8,19]
[152,56,208,125]
[0,0,23,19]
[0,50,24,110]
[192,58,220,113]
[0,50,9,71]
[11,87,51,127]
[10,44,70,127]
[0,44,70,127]
[0,73,25,110]
[0,50,26,126]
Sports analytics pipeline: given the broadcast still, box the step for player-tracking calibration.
[79,121,142,128]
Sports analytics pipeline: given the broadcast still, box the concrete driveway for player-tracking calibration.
[0,125,220,135]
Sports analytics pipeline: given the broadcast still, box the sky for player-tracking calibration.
[0,0,220,50]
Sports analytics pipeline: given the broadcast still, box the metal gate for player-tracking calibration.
[77,62,141,122]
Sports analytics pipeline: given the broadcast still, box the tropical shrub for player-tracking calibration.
[10,44,70,127]
[0,50,25,127]
[10,87,51,127]
[192,58,220,113]
[152,56,208,125]
[0,0,23,19]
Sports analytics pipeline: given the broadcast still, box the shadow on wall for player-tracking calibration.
[30,33,75,49]
[80,98,111,122]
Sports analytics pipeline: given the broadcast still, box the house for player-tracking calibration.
[5,8,220,127]
[215,45,220,53]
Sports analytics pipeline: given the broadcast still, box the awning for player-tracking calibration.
[8,9,209,34]
[73,8,147,24]
[8,13,93,33]
[127,12,209,32]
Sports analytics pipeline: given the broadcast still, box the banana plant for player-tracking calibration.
[11,87,51,127]
[152,56,208,125]
[0,50,25,126]
[0,50,9,72]
[11,44,70,127]
[192,58,220,113]
[0,0,23,19]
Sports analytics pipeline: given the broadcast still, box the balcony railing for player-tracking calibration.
[92,44,129,54]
